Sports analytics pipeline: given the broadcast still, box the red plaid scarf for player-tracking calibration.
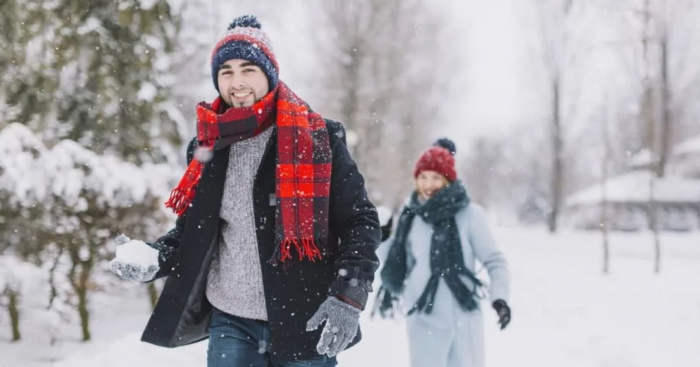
[165,81,332,264]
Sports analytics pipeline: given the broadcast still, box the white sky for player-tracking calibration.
[457,0,538,137]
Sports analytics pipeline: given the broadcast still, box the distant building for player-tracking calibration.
[629,135,700,178]
[564,134,700,232]
[563,170,700,232]
[670,135,700,178]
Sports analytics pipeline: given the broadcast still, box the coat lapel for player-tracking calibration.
[144,146,230,346]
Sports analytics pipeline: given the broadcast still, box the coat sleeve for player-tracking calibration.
[467,204,510,302]
[375,225,394,268]
[325,120,381,310]
[146,137,198,281]
[376,202,411,294]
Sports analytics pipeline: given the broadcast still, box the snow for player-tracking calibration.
[153,54,171,73]
[138,0,159,11]
[376,206,393,227]
[674,135,700,156]
[566,170,700,206]
[628,148,653,168]
[50,139,168,208]
[1,287,158,366]
[4,226,699,367]
[112,240,159,270]
[0,254,73,346]
[629,135,700,168]
[137,82,158,102]
[0,255,46,296]
[0,123,176,209]
[0,123,51,206]
[76,18,103,36]
[166,0,186,11]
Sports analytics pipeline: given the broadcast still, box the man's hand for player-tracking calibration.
[109,234,160,282]
[306,297,361,357]
[492,299,511,330]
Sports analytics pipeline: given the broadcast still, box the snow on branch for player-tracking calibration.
[0,123,176,211]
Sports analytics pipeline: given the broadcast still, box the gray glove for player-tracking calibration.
[108,234,160,282]
[306,297,361,357]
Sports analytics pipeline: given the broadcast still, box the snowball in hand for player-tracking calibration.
[109,238,160,282]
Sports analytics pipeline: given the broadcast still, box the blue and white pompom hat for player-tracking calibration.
[210,15,279,93]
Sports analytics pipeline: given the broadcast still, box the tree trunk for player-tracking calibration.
[48,246,64,308]
[76,273,91,342]
[649,180,662,274]
[601,97,612,275]
[6,288,21,341]
[340,38,362,159]
[69,254,93,342]
[641,0,661,274]
[658,36,671,178]
[548,78,564,233]
[148,282,159,310]
[601,149,610,274]
[653,218,661,273]
[602,207,610,275]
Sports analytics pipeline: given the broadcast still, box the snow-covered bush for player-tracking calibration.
[0,123,177,341]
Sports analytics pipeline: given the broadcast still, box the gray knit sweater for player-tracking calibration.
[206,127,273,321]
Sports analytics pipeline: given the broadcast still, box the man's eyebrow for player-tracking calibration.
[219,63,232,70]
[240,61,257,68]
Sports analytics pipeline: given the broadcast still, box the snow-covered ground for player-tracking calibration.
[2,226,699,367]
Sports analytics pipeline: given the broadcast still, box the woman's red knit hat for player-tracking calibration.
[413,138,457,182]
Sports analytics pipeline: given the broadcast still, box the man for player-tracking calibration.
[109,15,381,367]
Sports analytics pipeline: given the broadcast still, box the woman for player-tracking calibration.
[376,138,511,367]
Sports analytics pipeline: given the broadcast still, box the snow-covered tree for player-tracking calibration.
[524,0,581,233]
[313,0,456,207]
[0,123,176,341]
[0,0,185,164]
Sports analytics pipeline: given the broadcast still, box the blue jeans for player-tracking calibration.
[208,308,338,367]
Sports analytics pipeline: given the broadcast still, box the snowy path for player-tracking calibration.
[3,227,700,367]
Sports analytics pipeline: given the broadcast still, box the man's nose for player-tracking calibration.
[231,73,244,88]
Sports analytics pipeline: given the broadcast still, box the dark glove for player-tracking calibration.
[492,299,511,330]
[306,297,361,357]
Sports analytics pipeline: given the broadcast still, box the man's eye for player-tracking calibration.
[243,68,256,73]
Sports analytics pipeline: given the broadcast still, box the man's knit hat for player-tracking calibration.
[414,138,458,182]
[210,15,279,93]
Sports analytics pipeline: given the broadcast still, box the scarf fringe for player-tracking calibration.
[408,274,440,315]
[408,273,483,315]
[278,238,323,263]
[448,270,484,312]
[165,159,203,217]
